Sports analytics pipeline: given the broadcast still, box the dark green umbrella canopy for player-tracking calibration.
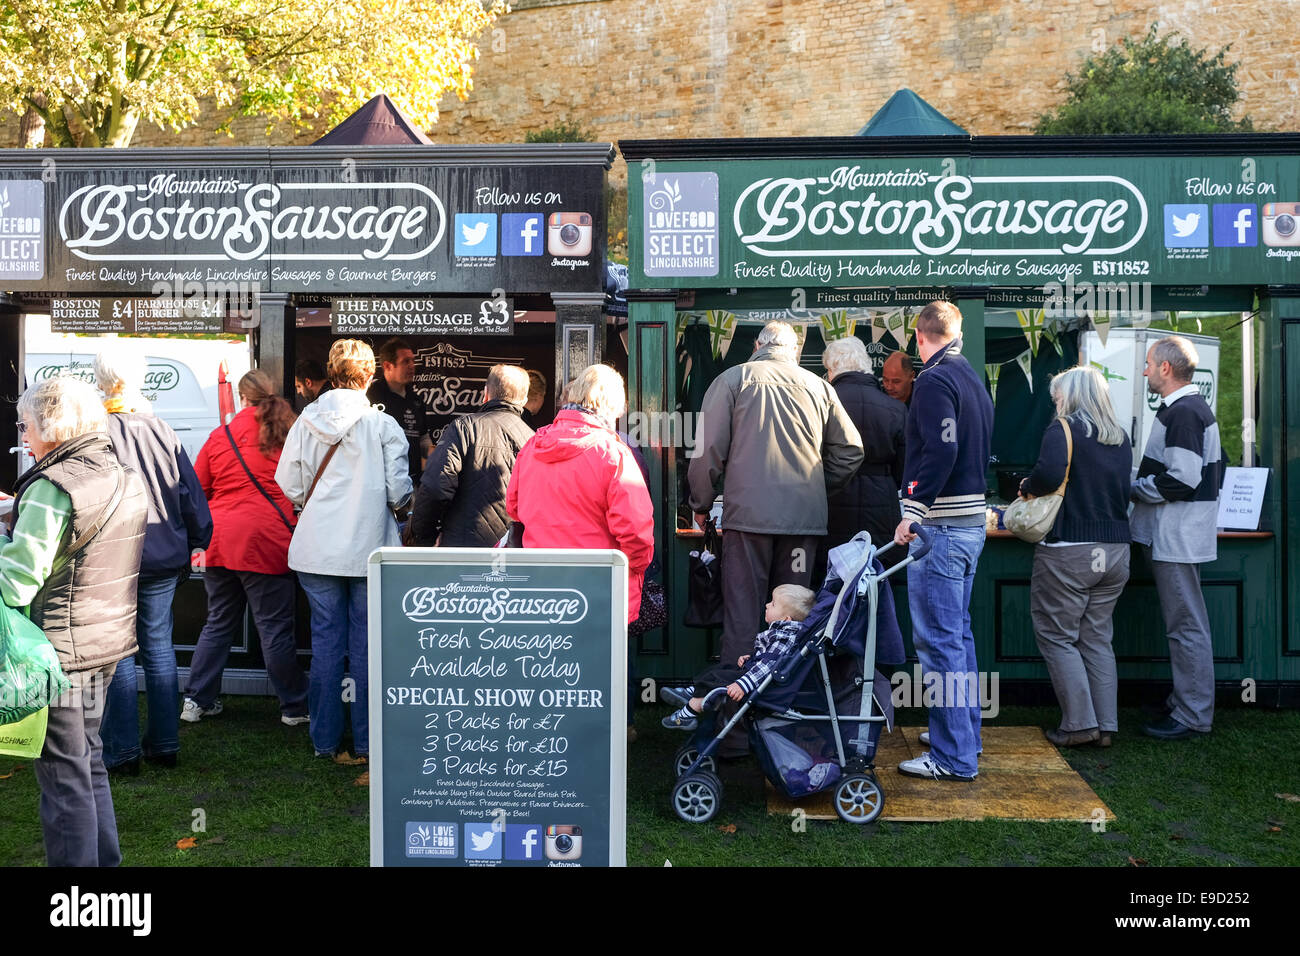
[856,88,968,136]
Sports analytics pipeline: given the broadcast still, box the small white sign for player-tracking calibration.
[1216,467,1269,530]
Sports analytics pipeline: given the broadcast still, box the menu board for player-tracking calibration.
[49,296,227,334]
[331,296,514,336]
[368,548,628,867]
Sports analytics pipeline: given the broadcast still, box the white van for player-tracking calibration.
[21,314,253,465]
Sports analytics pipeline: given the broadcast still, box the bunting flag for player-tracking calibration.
[886,309,908,347]
[1015,349,1035,393]
[869,311,889,343]
[1015,309,1046,356]
[985,363,1002,405]
[1042,325,1064,358]
[819,310,856,342]
[791,322,809,352]
[1092,312,1111,347]
[702,310,737,359]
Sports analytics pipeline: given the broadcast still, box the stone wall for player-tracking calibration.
[3,0,1296,185]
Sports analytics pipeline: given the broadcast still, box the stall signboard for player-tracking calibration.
[330,296,514,336]
[368,548,627,867]
[0,154,605,295]
[49,295,227,334]
[631,155,1300,288]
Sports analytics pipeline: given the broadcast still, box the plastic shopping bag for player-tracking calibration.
[0,706,49,759]
[0,603,69,724]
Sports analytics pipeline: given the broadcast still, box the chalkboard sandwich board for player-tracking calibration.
[368,548,628,867]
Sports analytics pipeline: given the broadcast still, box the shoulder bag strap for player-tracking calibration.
[1054,418,1074,496]
[64,466,126,556]
[225,424,294,532]
[303,441,340,509]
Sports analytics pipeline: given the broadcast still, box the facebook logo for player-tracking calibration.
[502,213,544,256]
[504,824,543,861]
[1213,204,1258,247]
[463,822,502,860]
[1163,204,1208,248]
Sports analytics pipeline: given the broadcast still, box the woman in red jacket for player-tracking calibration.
[182,369,309,726]
[506,364,655,624]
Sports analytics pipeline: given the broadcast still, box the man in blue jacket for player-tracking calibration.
[94,349,213,774]
[893,302,994,781]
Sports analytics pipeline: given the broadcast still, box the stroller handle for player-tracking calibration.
[908,523,934,560]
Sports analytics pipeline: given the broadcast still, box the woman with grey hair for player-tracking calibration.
[94,345,212,775]
[820,336,906,564]
[506,364,655,623]
[1,377,147,865]
[1019,365,1133,748]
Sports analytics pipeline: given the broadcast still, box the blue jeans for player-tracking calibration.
[299,573,369,757]
[907,525,986,777]
[101,572,181,767]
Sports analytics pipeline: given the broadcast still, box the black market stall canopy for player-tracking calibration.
[312,93,435,146]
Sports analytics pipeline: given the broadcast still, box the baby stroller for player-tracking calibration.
[669,525,931,825]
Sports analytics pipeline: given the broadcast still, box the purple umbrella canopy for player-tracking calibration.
[312,93,434,146]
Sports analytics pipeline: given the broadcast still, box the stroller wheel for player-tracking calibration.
[671,771,723,824]
[834,773,884,824]
[672,744,718,779]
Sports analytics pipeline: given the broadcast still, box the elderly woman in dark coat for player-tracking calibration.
[820,336,907,563]
[0,377,147,866]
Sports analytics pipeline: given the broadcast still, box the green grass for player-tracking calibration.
[2,698,1296,866]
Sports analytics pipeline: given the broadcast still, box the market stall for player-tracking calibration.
[0,138,614,688]
[619,133,1298,701]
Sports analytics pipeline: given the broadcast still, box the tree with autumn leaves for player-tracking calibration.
[0,0,507,147]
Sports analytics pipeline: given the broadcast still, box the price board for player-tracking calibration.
[49,296,227,334]
[368,548,627,867]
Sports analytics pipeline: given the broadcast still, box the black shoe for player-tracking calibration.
[1141,716,1208,740]
[107,758,140,777]
[144,752,178,769]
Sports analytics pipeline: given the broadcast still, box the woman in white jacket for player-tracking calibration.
[276,339,412,761]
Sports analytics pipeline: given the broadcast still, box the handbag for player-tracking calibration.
[629,578,666,636]
[0,602,69,725]
[683,520,724,628]
[224,424,294,532]
[1004,418,1074,544]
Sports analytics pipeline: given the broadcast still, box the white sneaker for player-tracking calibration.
[181,697,223,723]
[280,713,311,727]
[897,751,976,781]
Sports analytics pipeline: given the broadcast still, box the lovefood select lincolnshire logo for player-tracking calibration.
[732,168,1148,259]
[0,180,44,279]
[643,172,719,277]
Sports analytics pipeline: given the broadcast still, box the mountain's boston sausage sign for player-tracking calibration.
[368,548,628,867]
[0,151,605,295]
[633,155,1300,288]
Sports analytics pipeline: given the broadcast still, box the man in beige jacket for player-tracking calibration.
[688,321,863,756]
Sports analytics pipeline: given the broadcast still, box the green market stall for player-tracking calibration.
[619,134,1299,703]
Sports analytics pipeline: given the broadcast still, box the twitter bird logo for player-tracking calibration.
[1164,204,1208,247]
[464,823,502,860]
[1171,212,1200,237]
[455,214,497,256]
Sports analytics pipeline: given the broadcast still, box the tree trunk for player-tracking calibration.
[18,94,46,148]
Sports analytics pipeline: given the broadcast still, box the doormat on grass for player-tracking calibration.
[766,726,1115,822]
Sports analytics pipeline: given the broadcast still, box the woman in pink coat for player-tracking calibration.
[506,364,654,623]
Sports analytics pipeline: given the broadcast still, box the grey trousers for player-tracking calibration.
[718,529,818,753]
[33,662,121,867]
[1030,543,1129,733]
[1146,547,1215,732]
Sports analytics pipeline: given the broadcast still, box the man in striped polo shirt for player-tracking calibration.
[894,302,994,781]
[1132,335,1224,740]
